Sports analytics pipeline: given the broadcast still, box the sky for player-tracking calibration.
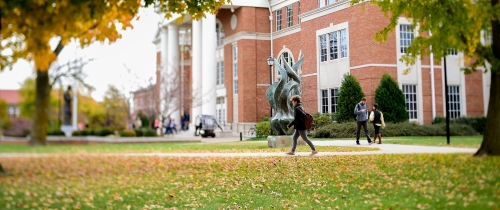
[0,7,160,102]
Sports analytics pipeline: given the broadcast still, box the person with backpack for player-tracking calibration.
[369,103,385,144]
[286,95,318,156]
[354,97,373,145]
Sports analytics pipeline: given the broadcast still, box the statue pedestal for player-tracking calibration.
[267,135,306,148]
[60,125,74,137]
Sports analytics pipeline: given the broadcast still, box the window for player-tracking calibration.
[319,0,326,7]
[276,9,282,31]
[340,29,347,58]
[216,97,226,125]
[448,48,458,56]
[277,52,294,75]
[286,5,293,27]
[447,85,461,119]
[234,80,238,94]
[400,24,414,53]
[403,85,418,120]
[329,32,338,60]
[485,30,492,45]
[320,35,327,62]
[216,61,224,85]
[321,89,328,114]
[216,23,224,46]
[328,0,337,4]
[330,88,339,113]
[233,45,238,94]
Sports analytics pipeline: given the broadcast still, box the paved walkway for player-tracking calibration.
[0,140,477,158]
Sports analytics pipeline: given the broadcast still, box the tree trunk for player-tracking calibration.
[30,70,51,146]
[475,71,500,156]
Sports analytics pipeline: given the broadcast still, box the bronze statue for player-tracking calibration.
[266,56,304,135]
[63,86,72,125]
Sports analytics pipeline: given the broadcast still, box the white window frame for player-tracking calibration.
[448,48,458,56]
[216,61,224,85]
[216,97,226,126]
[329,32,338,60]
[340,29,348,58]
[400,24,414,53]
[216,22,224,47]
[320,35,327,62]
[319,0,326,8]
[321,89,328,114]
[403,84,418,120]
[276,9,282,31]
[328,0,337,5]
[233,45,238,94]
[447,85,461,119]
[286,4,293,27]
[330,88,339,113]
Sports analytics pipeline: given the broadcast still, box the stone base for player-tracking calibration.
[267,135,306,148]
[60,125,74,137]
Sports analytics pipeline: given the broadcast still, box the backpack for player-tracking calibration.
[299,107,315,130]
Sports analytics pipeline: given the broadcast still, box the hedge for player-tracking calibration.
[119,129,137,137]
[313,122,477,138]
[432,116,486,134]
[143,129,158,137]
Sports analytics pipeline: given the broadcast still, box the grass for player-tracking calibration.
[0,141,379,154]
[229,136,483,148]
[310,136,483,148]
[1,154,499,209]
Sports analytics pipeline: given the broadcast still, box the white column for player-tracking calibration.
[160,26,168,123]
[167,23,181,126]
[201,14,217,115]
[192,20,203,121]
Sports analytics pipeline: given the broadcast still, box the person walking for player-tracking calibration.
[354,97,373,145]
[286,95,318,156]
[369,103,385,144]
[164,116,172,135]
[170,119,178,134]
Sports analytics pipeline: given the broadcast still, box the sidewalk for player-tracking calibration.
[0,140,477,158]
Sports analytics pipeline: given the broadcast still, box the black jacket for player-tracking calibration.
[288,102,306,130]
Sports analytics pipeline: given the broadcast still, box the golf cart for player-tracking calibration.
[194,115,223,138]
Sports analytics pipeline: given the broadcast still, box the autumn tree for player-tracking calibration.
[0,0,230,145]
[102,85,129,131]
[0,99,9,134]
[350,0,500,156]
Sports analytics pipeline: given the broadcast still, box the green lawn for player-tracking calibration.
[309,136,482,148]
[0,141,378,154]
[326,136,482,148]
[1,154,498,209]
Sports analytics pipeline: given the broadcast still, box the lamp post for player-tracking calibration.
[267,56,274,118]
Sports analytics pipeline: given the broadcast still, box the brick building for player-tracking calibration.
[152,0,491,135]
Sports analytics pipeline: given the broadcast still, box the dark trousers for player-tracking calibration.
[356,120,372,143]
[291,130,316,152]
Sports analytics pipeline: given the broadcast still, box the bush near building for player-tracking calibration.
[256,120,271,138]
[433,116,487,134]
[313,122,477,138]
[374,73,409,123]
[119,129,137,137]
[335,74,365,123]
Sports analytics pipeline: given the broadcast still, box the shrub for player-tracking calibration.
[256,121,271,138]
[119,129,136,137]
[335,74,365,123]
[312,113,334,129]
[144,129,158,137]
[95,128,113,136]
[374,73,409,123]
[79,129,93,136]
[313,121,477,138]
[433,116,486,134]
[47,130,65,136]
[134,129,144,137]
[2,118,32,137]
[72,130,81,136]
